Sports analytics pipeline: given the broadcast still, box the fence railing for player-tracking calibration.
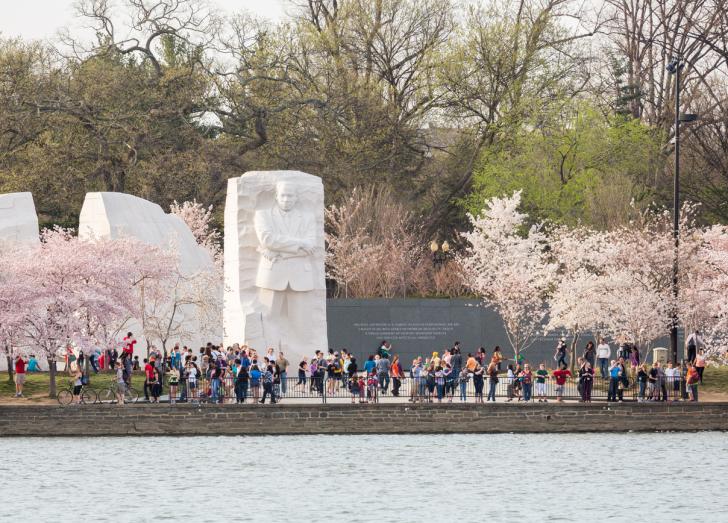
[160,374,689,404]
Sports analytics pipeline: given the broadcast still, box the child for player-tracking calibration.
[349,375,360,404]
[367,372,379,403]
[358,375,366,403]
[552,364,572,403]
[506,364,515,402]
[535,363,549,402]
[168,366,180,405]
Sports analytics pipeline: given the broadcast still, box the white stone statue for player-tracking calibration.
[0,192,39,247]
[224,171,327,362]
[79,192,221,353]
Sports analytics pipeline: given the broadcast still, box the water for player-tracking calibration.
[2,433,726,522]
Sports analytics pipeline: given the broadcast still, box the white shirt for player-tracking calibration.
[686,333,702,347]
[596,343,611,359]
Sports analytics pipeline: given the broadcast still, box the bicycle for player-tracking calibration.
[57,382,97,406]
[97,381,139,404]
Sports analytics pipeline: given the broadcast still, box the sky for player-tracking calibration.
[0,0,287,41]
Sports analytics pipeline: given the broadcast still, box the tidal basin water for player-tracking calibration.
[3,432,726,522]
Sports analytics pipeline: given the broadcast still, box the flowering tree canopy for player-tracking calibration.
[0,228,173,396]
[460,191,557,358]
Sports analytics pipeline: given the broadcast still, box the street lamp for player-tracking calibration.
[430,241,450,267]
[666,56,698,365]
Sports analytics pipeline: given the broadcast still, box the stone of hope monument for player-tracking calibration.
[223,171,328,364]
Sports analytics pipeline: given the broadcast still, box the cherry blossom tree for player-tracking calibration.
[139,200,225,352]
[170,200,222,265]
[0,228,172,396]
[547,227,617,369]
[460,191,557,361]
[694,225,728,362]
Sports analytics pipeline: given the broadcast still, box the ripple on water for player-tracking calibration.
[2,432,726,522]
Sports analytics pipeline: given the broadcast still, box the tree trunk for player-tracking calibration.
[85,355,91,385]
[49,357,57,398]
[6,354,13,382]
[570,330,580,373]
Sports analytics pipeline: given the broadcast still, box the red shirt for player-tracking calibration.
[123,336,136,356]
[553,369,572,385]
[144,363,155,381]
[15,358,26,374]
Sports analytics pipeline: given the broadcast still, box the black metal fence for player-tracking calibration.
[163,374,689,404]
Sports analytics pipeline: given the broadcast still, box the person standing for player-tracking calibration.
[519,364,533,402]
[109,347,119,372]
[637,364,649,402]
[596,338,610,379]
[473,364,485,403]
[458,367,469,402]
[168,365,180,404]
[505,364,515,402]
[608,360,622,402]
[466,353,477,372]
[363,355,376,376]
[434,366,445,402]
[535,363,549,402]
[297,357,308,390]
[686,330,702,364]
[249,364,261,402]
[114,361,126,405]
[450,347,462,378]
[390,355,403,397]
[578,361,594,402]
[122,332,136,359]
[554,339,568,369]
[170,344,181,372]
[89,343,101,373]
[277,352,289,395]
[583,341,596,368]
[492,346,504,371]
[260,365,276,404]
[72,368,84,404]
[150,367,162,403]
[235,360,249,403]
[14,354,27,398]
[27,354,41,373]
[656,361,667,401]
[647,362,659,400]
[486,362,498,402]
[686,363,700,401]
[694,349,707,384]
[553,365,572,403]
[143,358,155,401]
[376,354,390,394]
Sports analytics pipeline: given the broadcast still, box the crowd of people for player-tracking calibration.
[8,333,708,404]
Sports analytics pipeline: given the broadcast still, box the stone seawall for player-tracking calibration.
[1,403,727,436]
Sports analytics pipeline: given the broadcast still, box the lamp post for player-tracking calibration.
[666,56,698,365]
[430,241,450,267]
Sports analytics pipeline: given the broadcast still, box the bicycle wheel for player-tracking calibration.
[98,387,116,403]
[81,389,96,404]
[124,387,139,403]
[57,390,73,406]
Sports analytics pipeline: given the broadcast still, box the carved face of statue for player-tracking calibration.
[275,183,297,212]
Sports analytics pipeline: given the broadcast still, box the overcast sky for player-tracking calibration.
[0,0,287,41]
